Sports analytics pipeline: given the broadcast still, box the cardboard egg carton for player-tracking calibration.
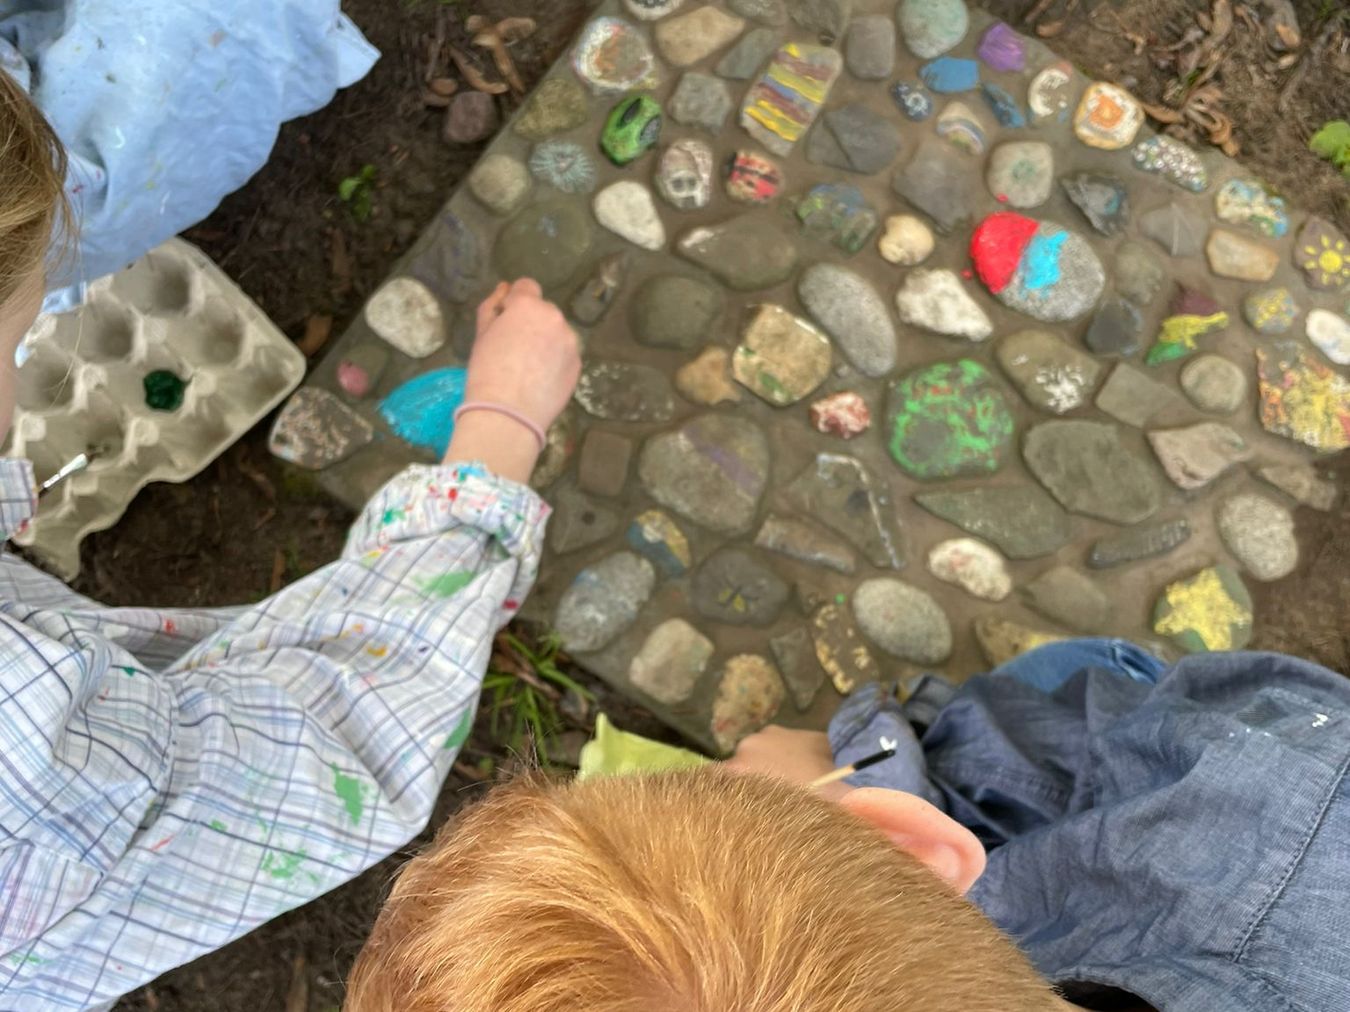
[4,239,306,578]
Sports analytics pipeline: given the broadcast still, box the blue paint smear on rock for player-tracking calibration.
[380,367,468,456]
[919,57,979,93]
[1021,231,1067,291]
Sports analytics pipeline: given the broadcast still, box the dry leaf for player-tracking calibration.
[284,955,309,1012]
[429,76,458,97]
[1036,19,1066,37]
[422,88,452,108]
[1209,0,1232,41]
[449,45,509,94]
[270,548,287,595]
[298,314,333,357]
[1141,101,1186,123]
[496,17,538,44]
[1274,23,1301,48]
[1275,51,1300,69]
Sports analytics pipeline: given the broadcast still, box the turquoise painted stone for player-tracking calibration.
[970,212,1105,322]
[897,0,969,59]
[601,94,662,165]
[1215,178,1289,237]
[795,182,879,254]
[886,360,1015,479]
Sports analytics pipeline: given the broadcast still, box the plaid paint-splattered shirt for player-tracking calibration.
[0,459,548,1010]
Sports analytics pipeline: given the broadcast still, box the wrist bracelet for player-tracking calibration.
[453,401,548,452]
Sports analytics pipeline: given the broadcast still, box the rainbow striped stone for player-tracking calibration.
[739,43,842,157]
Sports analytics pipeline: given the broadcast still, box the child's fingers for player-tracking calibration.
[476,281,511,331]
[503,277,544,304]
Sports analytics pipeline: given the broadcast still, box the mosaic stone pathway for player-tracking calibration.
[271,0,1349,753]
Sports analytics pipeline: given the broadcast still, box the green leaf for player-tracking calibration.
[337,176,362,202]
[1309,120,1350,163]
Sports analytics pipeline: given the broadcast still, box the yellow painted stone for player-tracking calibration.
[1153,566,1252,653]
[811,602,878,694]
[1073,82,1143,150]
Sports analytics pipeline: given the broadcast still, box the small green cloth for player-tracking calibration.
[576,713,710,781]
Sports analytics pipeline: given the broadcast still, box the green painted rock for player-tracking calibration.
[1152,565,1252,653]
[601,94,662,165]
[886,360,1014,479]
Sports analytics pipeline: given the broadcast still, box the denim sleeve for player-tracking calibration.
[826,682,945,809]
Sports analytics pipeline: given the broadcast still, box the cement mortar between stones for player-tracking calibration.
[282,0,1347,753]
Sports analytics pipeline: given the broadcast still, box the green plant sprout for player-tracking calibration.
[337,164,378,222]
[482,630,592,766]
[1309,121,1350,181]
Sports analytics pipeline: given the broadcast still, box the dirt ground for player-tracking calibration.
[83,1,1346,1008]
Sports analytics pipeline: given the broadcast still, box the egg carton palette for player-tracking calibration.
[6,239,306,578]
[274,0,1347,754]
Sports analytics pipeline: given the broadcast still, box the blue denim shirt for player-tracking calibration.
[829,642,1350,1012]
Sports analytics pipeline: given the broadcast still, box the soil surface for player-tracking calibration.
[78,0,1345,1008]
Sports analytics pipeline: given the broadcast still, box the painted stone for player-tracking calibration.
[467,153,530,216]
[1205,229,1279,282]
[1133,136,1209,192]
[1094,362,1184,428]
[269,388,373,470]
[935,101,986,155]
[625,0,685,18]
[1179,355,1248,414]
[670,72,733,133]
[570,251,630,325]
[788,453,904,569]
[638,414,770,534]
[710,655,785,752]
[494,200,594,289]
[1294,217,1350,291]
[845,15,896,79]
[732,304,832,406]
[897,0,969,59]
[444,91,498,144]
[577,429,634,499]
[336,345,387,400]
[915,485,1071,559]
[797,264,897,376]
[970,212,1106,322]
[626,509,693,576]
[811,602,878,694]
[549,488,620,554]
[975,615,1066,667]
[927,538,1011,601]
[654,6,746,66]
[675,346,741,405]
[1114,241,1164,306]
[631,274,723,350]
[1307,309,1350,365]
[1215,178,1289,237]
[1145,286,1228,366]
[1088,519,1191,569]
[1152,565,1252,653]
[554,551,655,653]
[995,329,1102,414]
[806,103,901,174]
[1139,202,1205,257]
[729,0,788,25]
[717,27,782,79]
[755,514,857,573]
[886,359,1014,480]
[1023,566,1109,633]
[1256,342,1350,452]
[890,81,934,121]
[1027,62,1074,123]
[1147,422,1252,490]
[808,391,871,439]
[878,214,934,265]
[982,82,1026,128]
[1242,286,1299,334]
[572,17,661,94]
[740,43,842,156]
[1083,297,1143,357]
[986,141,1054,208]
[921,56,979,93]
[693,547,789,626]
[894,269,992,340]
[1217,493,1298,582]
[600,95,662,165]
[655,138,714,210]
[677,216,799,290]
[853,578,952,664]
[365,277,445,358]
[795,182,880,255]
[378,368,466,459]
[1061,172,1129,236]
[1257,463,1336,511]
[891,141,977,234]
[529,141,597,194]
[628,619,712,709]
[1073,82,1143,149]
[574,361,676,423]
[594,181,666,250]
[515,77,590,139]
[726,150,784,204]
[770,627,825,711]
[977,22,1024,71]
[1023,420,1162,524]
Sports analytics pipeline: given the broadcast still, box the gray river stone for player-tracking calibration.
[807,103,902,174]
[1022,565,1109,632]
[797,264,898,376]
[754,513,857,573]
[853,578,952,664]
[693,547,790,626]
[573,362,676,423]
[630,274,724,350]
[1088,519,1192,569]
[677,216,800,290]
[915,485,1072,559]
[493,200,595,290]
[787,453,904,568]
[845,15,896,79]
[1216,493,1299,581]
[892,141,978,234]
[1023,420,1162,524]
[716,26,781,78]
[554,552,655,653]
[638,414,771,535]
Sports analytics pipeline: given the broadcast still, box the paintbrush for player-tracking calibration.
[809,745,897,789]
[40,450,96,494]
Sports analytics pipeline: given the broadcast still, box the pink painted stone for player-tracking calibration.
[809,391,871,438]
[337,360,373,398]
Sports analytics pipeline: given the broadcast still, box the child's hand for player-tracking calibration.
[724,726,839,785]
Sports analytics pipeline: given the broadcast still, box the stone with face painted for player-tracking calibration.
[655,139,714,210]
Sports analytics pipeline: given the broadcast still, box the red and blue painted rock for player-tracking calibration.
[970,211,1105,322]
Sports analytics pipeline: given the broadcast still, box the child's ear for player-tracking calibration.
[837,787,987,894]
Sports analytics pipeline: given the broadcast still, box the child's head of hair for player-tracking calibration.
[346,768,1064,1012]
[0,69,66,310]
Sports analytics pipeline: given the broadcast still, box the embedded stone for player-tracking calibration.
[853,578,952,664]
[891,141,977,234]
[626,509,693,576]
[995,329,1102,414]
[1307,309,1350,365]
[638,414,771,534]
[655,6,746,66]
[624,0,686,20]
[570,252,629,325]
[1023,565,1109,633]
[1027,61,1073,123]
[494,200,594,290]
[628,619,713,709]
[444,91,498,144]
[1061,172,1129,236]
[970,212,1105,323]
[1088,519,1191,569]
[1133,136,1209,192]
[1148,422,1252,490]
[716,26,781,78]
[577,429,634,498]
[729,0,787,24]
[531,410,576,490]
[573,16,661,94]
[1144,287,1229,366]
[515,77,590,139]
[1083,296,1143,357]
[574,361,676,422]
[529,140,597,194]
[554,552,655,653]
[1073,82,1143,149]
[600,94,662,165]
[595,181,666,250]
[1140,202,1205,257]
[549,488,621,554]
[927,538,1011,601]
[1215,178,1289,237]
[1257,463,1336,511]
[897,0,969,59]
[977,22,1024,71]
[669,72,733,132]
[1256,342,1350,452]
[755,514,857,573]
[1114,241,1164,306]
[1152,565,1252,653]
[788,454,904,569]
[269,388,373,470]
[887,360,1014,479]
[655,138,715,210]
[1023,420,1161,524]
[675,346,741,406]
[1179,355,1248,414]
[336,345,387,400]
[467,153,530,216]
[921,56,979,93]
[1294,216,1350,291]
[711,655,785,752]
[741,43,842,156]
[693,547,789,626]
[986,141,1054,209]
[797,264,897,376]
[894,269,992,340]
[726,150,784,204]
[981,82,1026,128]
[1206,229,1279,282]
[631,274,723,350]
[975,615,1066,667]
[1242,287,1299,334]
[890,81,935,121]
[809,391,871,439]
[845,15,896,78]
[806,103,902,174]
[788,0,852,40]
[935,101,986,155]
[770,627,825,711]
[677,216,799,290]
[878,214,935,266]
[1217,493,1298,582]
[365,277,445,358]
[733,304,833,406]
[1094,363,1184,428]
[811,602,879,694]
[795,182,880,255]
[915,485,1071,559]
